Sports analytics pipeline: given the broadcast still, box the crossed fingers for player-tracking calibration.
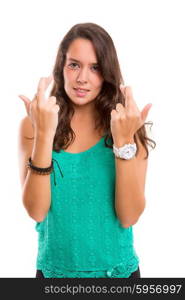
[116,85,140,114]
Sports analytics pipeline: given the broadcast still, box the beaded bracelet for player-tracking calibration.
[27,157,53,175]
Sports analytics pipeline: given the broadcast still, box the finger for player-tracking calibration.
[120,84,128,107]
[125,86,139,111]
[119,83,126,97]
[115,103,126,117]
[48,96,57,107]
[119,83,126,93]
[37,75,53,102]
[111,108,122,120]
[18,95,31,109]
[116,103,125,112]
[46,74,54,86]
[141,103,152,122]
[18,94,31,104]
[49,73,54,81]
[18,95,31,115]
[52,104,60,113]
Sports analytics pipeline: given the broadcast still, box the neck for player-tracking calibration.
[71,108,103,137]
[72,104,98,128]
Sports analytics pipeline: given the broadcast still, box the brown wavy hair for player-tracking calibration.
[49,23,156,158]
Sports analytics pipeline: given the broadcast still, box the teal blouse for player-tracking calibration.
[35,135,139,278]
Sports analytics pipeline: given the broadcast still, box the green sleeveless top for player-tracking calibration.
[35,135,139,278]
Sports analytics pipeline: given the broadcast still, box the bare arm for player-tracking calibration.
[111,85,151,228]
[18,116,54,222]
[114,135,148,228]
[18,76,59,222]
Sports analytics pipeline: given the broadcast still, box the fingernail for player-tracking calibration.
[120,83,125,89]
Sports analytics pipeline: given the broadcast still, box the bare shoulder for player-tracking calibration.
[18,116,35,188]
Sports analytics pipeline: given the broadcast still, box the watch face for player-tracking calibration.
[120,144,136,159]
[120,149,132,159]
[113,143,136,160]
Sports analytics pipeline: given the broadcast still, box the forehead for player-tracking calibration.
[66,38,98,64]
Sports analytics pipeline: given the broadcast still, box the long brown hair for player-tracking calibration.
[51,23,156,158]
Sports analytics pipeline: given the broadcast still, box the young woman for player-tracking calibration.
[18,22,156,278]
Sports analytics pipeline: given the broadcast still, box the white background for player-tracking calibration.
[0,0,184,277]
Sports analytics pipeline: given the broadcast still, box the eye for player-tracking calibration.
[68,63,79,69]
[92,65,100,71]
[68,62,100,72]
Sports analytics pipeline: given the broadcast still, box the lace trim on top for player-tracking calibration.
[39,256,139,278]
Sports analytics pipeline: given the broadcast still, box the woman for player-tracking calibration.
[18,22,156,278]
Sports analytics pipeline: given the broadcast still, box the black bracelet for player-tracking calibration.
[27,157,53,174]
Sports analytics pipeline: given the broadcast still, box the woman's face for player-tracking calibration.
[63,38,104,107]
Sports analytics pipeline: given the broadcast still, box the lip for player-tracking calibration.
[73,88,89,97]
[73,87,90,91]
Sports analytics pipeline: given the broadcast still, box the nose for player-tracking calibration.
[76,67,88,84]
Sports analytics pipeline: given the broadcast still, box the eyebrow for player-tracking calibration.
[68,57,98,65]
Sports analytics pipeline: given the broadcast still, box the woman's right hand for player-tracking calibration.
[19,75,60,139]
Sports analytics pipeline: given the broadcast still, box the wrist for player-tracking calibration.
[113,138,137,160]
[113,137,135,148]
[35,132,55,143]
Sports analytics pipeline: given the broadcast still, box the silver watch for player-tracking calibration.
[113,142,137,160]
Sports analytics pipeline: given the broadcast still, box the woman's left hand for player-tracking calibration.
[110,84,152,147]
